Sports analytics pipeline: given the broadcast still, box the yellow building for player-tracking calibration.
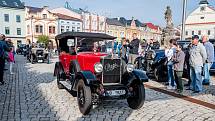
[106,18,126,42]
[118,17,142,41]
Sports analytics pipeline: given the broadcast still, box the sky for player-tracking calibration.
[21,0,215,27]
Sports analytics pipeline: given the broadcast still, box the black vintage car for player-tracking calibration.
[54,32,148,115]
[134,49,168,82]
[16,44,27,55]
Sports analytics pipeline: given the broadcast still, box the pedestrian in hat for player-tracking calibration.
[189,35,207,93]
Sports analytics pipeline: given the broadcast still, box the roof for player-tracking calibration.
[118,17,144,27]
[56,32,116,40]
[26,6,43,13]
[145,23,159,30]
[0,0,24,9]
[54,13,82,21]
[106,18,125,27]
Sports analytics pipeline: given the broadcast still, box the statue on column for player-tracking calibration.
[162,6,175,46]
[165,6,174,29]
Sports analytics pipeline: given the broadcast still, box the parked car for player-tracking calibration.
[134,49,168,82]
[28,44,49,64]
[54,32,148,115]
[16,44,27,55]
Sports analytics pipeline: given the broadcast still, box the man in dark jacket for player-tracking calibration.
[129,33,140,64]
[0,34,9,85]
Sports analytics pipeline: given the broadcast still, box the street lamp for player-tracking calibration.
[181,0,187,40]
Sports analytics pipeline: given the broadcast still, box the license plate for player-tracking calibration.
[38,60,43,62]
[106,90,126,96]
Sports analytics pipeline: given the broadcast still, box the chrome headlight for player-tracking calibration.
[127,63,134,72]
[94,63,103,73]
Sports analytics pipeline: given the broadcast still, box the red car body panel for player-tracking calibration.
[60,52,108,74]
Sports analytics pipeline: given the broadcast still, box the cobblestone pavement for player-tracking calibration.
[0,55,215,121]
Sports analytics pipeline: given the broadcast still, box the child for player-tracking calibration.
[8,48,15,74]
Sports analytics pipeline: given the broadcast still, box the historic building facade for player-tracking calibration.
[25,6,58,45]
[185,0,215,39]
[54,13,82,34]
[0,0,26,49]
[143,23,162,42]
[118,17,141,41]
[106,18,126,41]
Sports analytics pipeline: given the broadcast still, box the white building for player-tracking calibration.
[54,13,82,34]
[0,0,26,48]
[185,0,215,39]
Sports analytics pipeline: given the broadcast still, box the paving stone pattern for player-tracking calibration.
[0,55,215,121]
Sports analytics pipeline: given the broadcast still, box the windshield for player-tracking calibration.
[59,38,113,55]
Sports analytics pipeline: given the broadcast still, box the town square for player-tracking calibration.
[0,0,215,121]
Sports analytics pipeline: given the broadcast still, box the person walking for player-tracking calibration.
[129,33,140,64]
[0,34,9,85]
[189,35,207,93]
[165,39,177,89]
[173,45,185,93]
[8,47,15,74]
[202,35,214,85]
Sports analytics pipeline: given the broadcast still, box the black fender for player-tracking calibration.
[73,71,99,91]
[124,69,148,86]
[53,62,64,77]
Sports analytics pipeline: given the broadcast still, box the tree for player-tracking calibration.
[37,35,50,47]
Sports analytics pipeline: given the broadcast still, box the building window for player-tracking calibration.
[208,30,211,35]
[186,31,188,36]
[72,27,75,32]
[49,26,55,34]
[61,21,64,23]
[5,27,10,35]
[2,1,7,5]
[200,17,204,19]
[17,28,21,35]
[13,2,18,7]
[16,15,21,22]
[192,31,194,35]
[61,26,64,33]
[77,27,81,32]
[66,26,70,32]
[198,30,201,35]
[4,14,9,22]
[42,14,47,19]
[67,22,70,24]
[35,25,43,33]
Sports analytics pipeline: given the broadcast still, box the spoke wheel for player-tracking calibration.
[77,79,92,115]
[127,83,145,109]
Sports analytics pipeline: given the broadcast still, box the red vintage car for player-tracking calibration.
[54,32,148,115]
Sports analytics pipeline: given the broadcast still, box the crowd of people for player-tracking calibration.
[165,35,214,93]
[0,34,16,85]
[115,33,214,94]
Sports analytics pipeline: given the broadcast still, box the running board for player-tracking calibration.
[59,81,72,90]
